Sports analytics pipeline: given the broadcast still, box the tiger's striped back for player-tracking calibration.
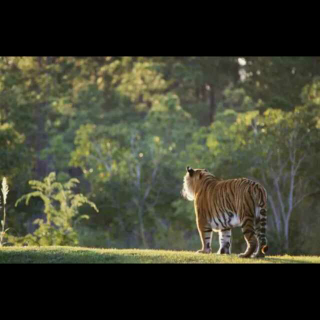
[195,177,267,223]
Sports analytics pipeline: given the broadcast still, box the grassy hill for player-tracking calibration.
[0,246,320,263]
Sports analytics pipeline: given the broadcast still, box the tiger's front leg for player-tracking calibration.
[196,220,213,254]
[217,229,232,254]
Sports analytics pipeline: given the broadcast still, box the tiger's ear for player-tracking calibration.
[186,166,194,176]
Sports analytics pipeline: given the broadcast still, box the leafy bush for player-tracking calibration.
[12,172,98,246]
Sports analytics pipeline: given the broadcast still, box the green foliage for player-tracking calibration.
[205,103,320,253]
[69,92,197,248]
[240,57,320,112]
[13,172,98,246]
[2,56,320,254]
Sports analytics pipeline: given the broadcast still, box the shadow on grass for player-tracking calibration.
[263,257,315,264]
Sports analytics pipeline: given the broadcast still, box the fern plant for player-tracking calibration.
[14,172,99,246]
[0,177,9,247]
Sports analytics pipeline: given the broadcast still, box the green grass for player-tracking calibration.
[0,246,320,263]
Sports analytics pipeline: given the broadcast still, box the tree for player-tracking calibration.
[70,93,196,247]
[151,57,240,125]
[258,108,320,251]
[240,56,320,112]
[205,103,320,253]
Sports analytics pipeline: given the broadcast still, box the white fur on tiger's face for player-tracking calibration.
[181,166,205,201]
[181,170,195,201]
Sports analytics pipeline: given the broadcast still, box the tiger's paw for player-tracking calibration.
[238,253,251,259]
[217,248,230,255]
[251,252,265,259]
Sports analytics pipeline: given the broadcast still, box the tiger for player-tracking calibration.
[181,166,268,258]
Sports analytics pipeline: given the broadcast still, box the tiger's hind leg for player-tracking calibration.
[251,217,264,258]
[238,217,257,258]
[217,229,232,254]
[251,209,268,258]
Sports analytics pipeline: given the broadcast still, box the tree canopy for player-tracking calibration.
[1,56,320,254]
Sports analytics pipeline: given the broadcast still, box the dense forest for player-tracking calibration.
[1,56,320,255]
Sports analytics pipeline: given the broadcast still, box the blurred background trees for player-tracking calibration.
[1,56,320,254]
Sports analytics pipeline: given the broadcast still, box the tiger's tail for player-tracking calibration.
[259,208,268,254]
[256,185,268,254]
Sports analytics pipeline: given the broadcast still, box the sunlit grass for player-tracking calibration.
[0,246,320,263]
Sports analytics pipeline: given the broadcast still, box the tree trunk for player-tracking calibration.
[34,103,49,179]
[138,208,148,248]
[284,216,290,252]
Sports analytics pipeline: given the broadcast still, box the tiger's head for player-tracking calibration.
[181,166,209,201]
